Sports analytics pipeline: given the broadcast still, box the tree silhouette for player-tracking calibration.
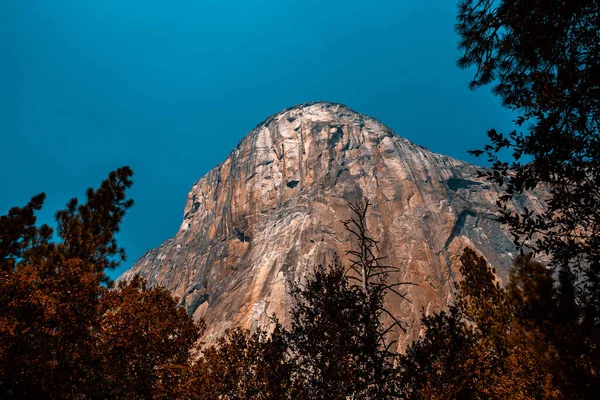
[399,248,557,399]
[457,0,600,324]
[0,167,134,398]
[456,1,600,394]
[344,200,413,350]
[506,254,600,397]
[94,276,202,400]
[0,167,202,399]
[185,324,291,400]
[287,200,408,399]
[287,262,377,399]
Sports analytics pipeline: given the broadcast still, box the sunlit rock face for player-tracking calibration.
[119,102,544,351]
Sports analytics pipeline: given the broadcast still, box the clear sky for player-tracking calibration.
[1,0,515,280]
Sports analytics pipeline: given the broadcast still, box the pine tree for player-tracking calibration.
[185,324,291,400]
[287,200,407,399]
[287,262,376,399]
[456,1,600,394]
[0,167,134,398]
[94,276,202,400]
[399,248,557,399]
[0,167,202,399]
[457,0,600,366]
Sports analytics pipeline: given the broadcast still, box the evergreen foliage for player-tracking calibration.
[456,1,600,396]
[95,276,202,399]
[287,262,385,399]
[457,0,600,341]
[287,201,405,400]
[399,249,557,399]
[3,1,600,391]
[184,200,405,400]
[186,325,291,400]
[0,168,202,399]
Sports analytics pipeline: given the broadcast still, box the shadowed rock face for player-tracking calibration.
[119,102,544,351]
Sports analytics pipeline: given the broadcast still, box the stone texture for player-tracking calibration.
[119,102,544,351]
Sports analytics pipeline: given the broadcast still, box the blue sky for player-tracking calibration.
[1,0,515,280]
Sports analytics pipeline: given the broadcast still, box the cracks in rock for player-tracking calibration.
[443,209,477,250]
[272,144,284,161]
[257,160,274,168]
[329,126,344,148]
[446,178,482,191]
[184,201,201,220]
[233,226,251,243]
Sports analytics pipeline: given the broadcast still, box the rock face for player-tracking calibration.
[119,102,544,351]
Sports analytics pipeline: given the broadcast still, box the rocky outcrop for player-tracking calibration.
[119,102,544,351]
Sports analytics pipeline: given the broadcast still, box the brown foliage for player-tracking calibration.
[399,248,558,399]
[0,167,201,399]
[287,263,379,399]
[458,0,600,279]
[94,276,203,399]
[457,2,600,392]
[185,325,291,400]
[0,168,134,398]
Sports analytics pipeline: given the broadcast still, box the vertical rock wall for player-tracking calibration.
[119,102,544,350]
